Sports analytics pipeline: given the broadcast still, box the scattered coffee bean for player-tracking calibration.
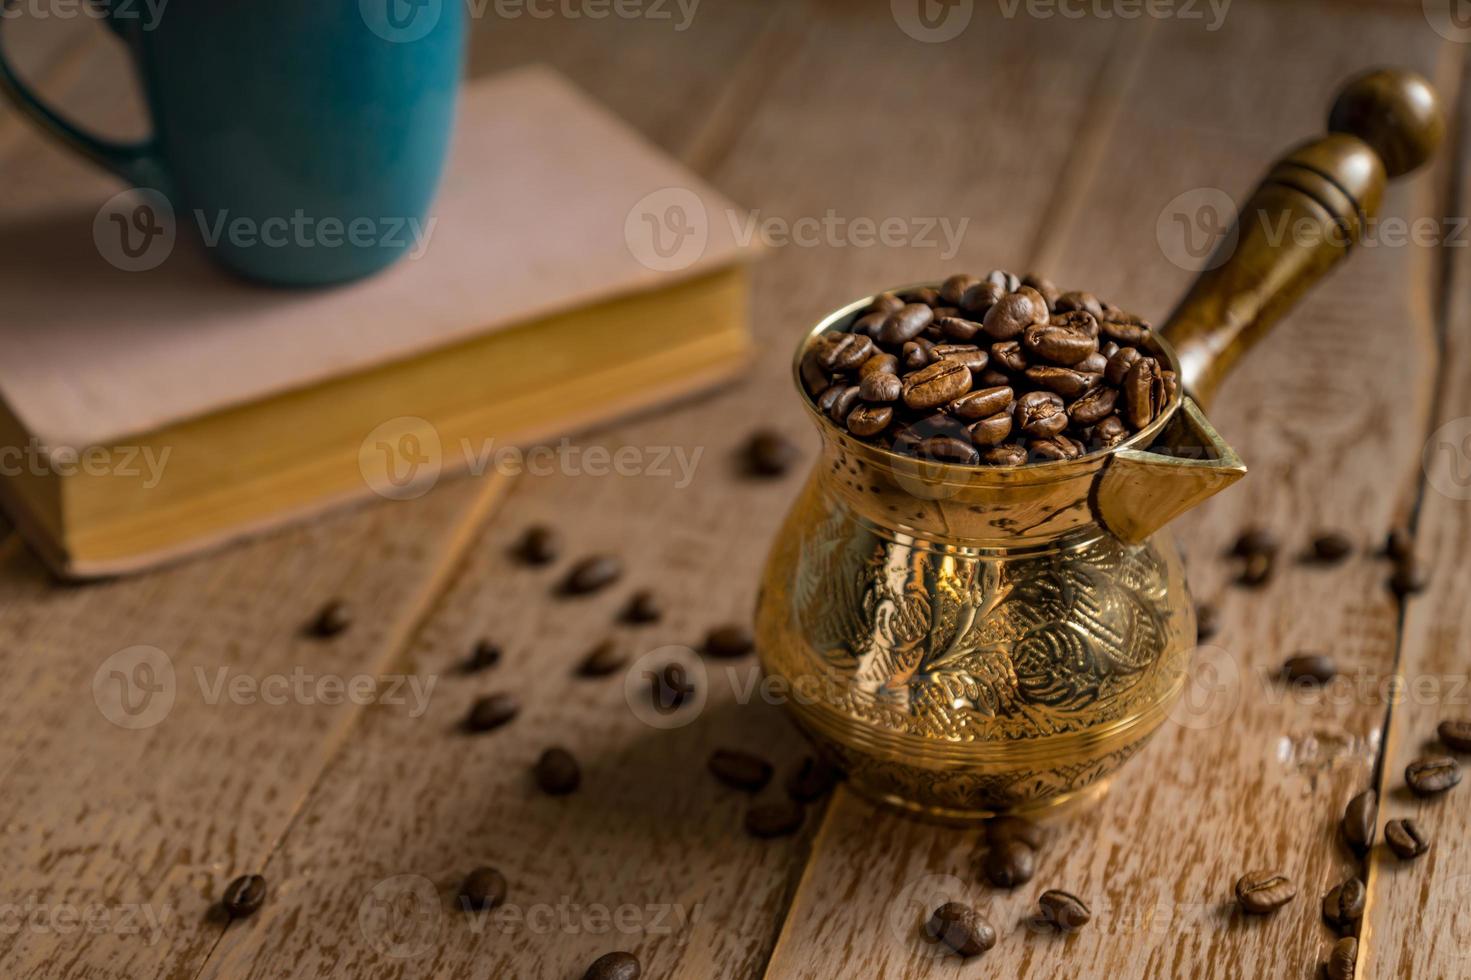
[743,429,800,477]
[1321,876,1366,931]
[515,524,560,565]
[221,874,266,919]
[1384,526,1413,562]
[650,662,694,712]
[561,555,623,595]
[1282,653,1336,686]
[923,902,996,957]
[463,693,520,733]
[1238,551,1275,588]
[709,749,773,792]
[983,838,1036,888]
[306,600,351,639]
[1311,531,1354,564]
[459,867,507,911]
[577,640,625,678]
[704,624,754,659]
[1234,870,1295,914]
[1342,789,1377,854]
[1438,719,1471,752]
[582,951,641,980]
[1036,889,1091,931]
[1390,558,1428,598]
[465,639,501,673]
[1406,755,1461,796]
[1195,602,1219,641]
[745,800,804,838]
[986,815,1044,850]
[1231,527,1278,558]
[1326,936,1358,980]
[534,747,581,796]
[786,756,840,803]
[621,590,662,625]
[1385,817,1429,859]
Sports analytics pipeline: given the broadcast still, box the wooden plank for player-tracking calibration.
[763,3,1450,978]
[0,7,777,980]
[186,6,1126,980]
[1361,49,1471,979]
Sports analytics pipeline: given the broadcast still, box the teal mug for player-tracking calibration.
[0,0,465,284]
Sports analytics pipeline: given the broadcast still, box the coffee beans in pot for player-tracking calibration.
[802,271,1177,465]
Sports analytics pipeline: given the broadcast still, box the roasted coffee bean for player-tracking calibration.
[1022,273,1060,307]
[969,413,1013,447]
[929,344,988,372]
[1028,434,1084,461]
[745,800,804,838]
[705,624,755,659]
[1234,870,1295,914]
[983,269,1021,293]
[1037,889,1091,931]
[1068,385,1117,424]
[859,352,899,378]
[709,749,773,791]
[950,386,1014,421]
[960,279,1006,317]
[562,555,623,595]
[306,600,351,639]
[976,367,1013,387]
[1077,350,1108,375]
[1322,876,1366,930]
[923,902,996,957]
[1311,531,1354,563]
[812,331,875,371]
[902,358,974,410]
[982,286,1047,340]
[1238,551,1275,588]
[1025,365,1100,398]
[743,429,800,477]
[868,291,905,316]
[1232,527,1279,558]
[1099,313,1151,346]
[1055,290,1104,319]
[850,311,888,338]
[800,351,831,394]
[787,756,840,802]
[621,590,662,625]
[983,839,1036,888]
[464,693,520,733]
[983,443,1028,466]
[859,371,902,403]
[990,339,1029,374]
[917,435,980,465]
[1195,602,1218,641]
[1104,346,1142,386]
[465,640,502,673]
[1121,356,1165,428]
[1390,558,1428,597]
[534,747,581,795]
[1282,653,1336,686]
[1342,789,1376,853]
[1024,311,1099,366]
[221,874,267,919]
[1438,719,1471,752]
[940,273,979,307]
[1326,937,1357,980]
[1385,818,1429,859]
[1015,390,1068,438]
[847,404,893,437]
[1385,526,1413,562]
[582,951,641,980]
[901,285,942,306]
[577,639,625,677]
[901,340,933,371]
[878,303,935,345]
[515,524,561,565]
[1095,414,1129,448]
[1406,755,1461,795]
[651,662,694,711]
[816,384,846,416]
[937,315,984,341]
[827,385,861,423]
[986,815,1043,849]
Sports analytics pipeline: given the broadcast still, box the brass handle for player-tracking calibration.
[1161,68,1443,406]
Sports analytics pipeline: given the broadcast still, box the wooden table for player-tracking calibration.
[2,2,1469,976]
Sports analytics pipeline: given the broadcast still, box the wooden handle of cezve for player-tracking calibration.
[1161,68,1444,407]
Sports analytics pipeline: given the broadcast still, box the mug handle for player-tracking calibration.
[0,9,165,188]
